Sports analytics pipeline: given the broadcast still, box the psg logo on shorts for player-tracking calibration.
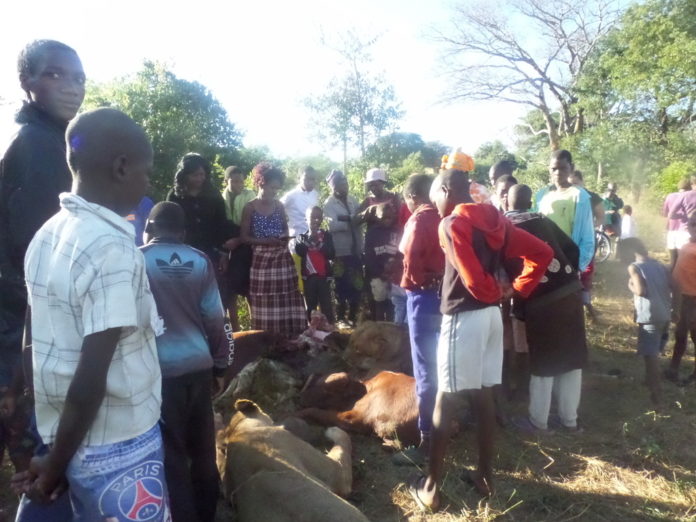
[100,460,166,521]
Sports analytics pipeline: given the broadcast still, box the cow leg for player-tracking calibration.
[324,427,353,497]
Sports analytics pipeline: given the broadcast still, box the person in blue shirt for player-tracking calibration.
[141,201,233,522]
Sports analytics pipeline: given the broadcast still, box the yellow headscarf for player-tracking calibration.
[441,147,475,172]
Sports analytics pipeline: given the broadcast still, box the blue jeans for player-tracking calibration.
[406,289,441,435]
[66,423,170,522]
[392,288,408,325]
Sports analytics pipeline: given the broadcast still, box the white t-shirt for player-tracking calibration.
[622,214,637,239]
[280,186,319,237]
[25,193,162,446]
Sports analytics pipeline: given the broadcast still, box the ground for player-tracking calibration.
[2,221,696,521]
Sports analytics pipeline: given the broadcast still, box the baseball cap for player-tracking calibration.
[365,168,387,184]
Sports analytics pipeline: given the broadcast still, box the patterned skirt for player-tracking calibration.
[249,245,307,336]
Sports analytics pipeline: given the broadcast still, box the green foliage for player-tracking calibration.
[599,0,696,119]
[363,132,447,171]
[83,61,243,200]
[655,160,696,198]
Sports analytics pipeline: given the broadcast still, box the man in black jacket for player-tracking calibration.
[0,39,85,479]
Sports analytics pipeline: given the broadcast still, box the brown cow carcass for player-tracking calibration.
[297,370,419,446]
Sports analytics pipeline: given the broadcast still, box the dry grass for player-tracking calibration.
[347,258,696,522]
[2,248,696,522]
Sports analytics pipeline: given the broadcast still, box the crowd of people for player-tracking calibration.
[1,38,695,521]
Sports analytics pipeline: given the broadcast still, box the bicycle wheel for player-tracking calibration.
[595,232,612,263]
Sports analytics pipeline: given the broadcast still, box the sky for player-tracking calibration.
[0,0,532,160]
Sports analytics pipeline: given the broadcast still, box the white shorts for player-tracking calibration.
[437,306,503,392]
[667,230,690,250]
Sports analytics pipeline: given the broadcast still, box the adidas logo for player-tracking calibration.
[155,253,194,278]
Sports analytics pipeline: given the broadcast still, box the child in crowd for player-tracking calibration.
[504,184,588,433]
[409,168,551,510]
[621,205,638,239]
[295,206,336,324]
[393,174,444,466]
[620,238,673,408]
[14,108,170,521]
[141,201,232,522]
[1,41,86,498]
[665,211,696,384]
[387,257,408,325]
[363,202,401,321]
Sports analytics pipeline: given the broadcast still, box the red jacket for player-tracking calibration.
[399,204,444,290]
[439,203,553,314]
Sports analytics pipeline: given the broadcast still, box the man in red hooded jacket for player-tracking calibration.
[409,167,552,511]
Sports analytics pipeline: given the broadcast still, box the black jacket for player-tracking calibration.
[0,103,71,282]
[165,189,232,261]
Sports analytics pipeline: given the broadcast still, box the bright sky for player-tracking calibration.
[0,0,532,160]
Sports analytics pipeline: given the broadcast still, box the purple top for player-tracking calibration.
[663,192,684,231]
[671,190,696,231]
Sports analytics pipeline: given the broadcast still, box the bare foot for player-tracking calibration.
[408,475,440,512]
[462,469,494,497]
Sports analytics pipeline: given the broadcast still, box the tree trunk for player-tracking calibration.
[596,161,603,188]
[573,108,585,134]
[342,137,348,174]
[541,108,560,150]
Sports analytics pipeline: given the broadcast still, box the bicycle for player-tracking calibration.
[594,228,612,263]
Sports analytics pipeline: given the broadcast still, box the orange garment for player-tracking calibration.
[674,241,696,296]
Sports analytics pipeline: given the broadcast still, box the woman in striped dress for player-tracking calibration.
[240,162,306,336]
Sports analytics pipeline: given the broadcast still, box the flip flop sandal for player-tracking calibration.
[407,474,438,513]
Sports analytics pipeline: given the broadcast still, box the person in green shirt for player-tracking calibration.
[534,150,594,273]
[222,166,256,330]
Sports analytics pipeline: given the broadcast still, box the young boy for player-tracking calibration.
[620,238,673,408]
[621,205,638,239]
[0,40,85,482]
[14,108,171,521]
[409,168,552,510]
[393,174,444,466]
[363,202,401,321]
[295,206,336,324]
[665,211,696,383]
[505,184,588,432]
[141,201,232,522]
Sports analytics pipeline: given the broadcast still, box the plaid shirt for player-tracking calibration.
[25,193,162,446]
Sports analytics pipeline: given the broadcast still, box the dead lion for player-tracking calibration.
[216,399,368,522]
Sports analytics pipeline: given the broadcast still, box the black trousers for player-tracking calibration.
[304,275,335,323]
[161,370,219,522]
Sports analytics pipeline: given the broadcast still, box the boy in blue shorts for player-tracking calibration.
[14,108,171,521]
[621,238,675,409]
[141,201,232,522]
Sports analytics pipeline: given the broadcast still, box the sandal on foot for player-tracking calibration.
[407,475,439,512]
[461,469,494,498]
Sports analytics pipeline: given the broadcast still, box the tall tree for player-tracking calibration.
[305,31,404,168]
[84,61,243,199]
[363,132,447,170]
[437,0,619,149]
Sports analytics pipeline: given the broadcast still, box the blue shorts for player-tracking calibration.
[637,323,669,357]
[66,423,171,522]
